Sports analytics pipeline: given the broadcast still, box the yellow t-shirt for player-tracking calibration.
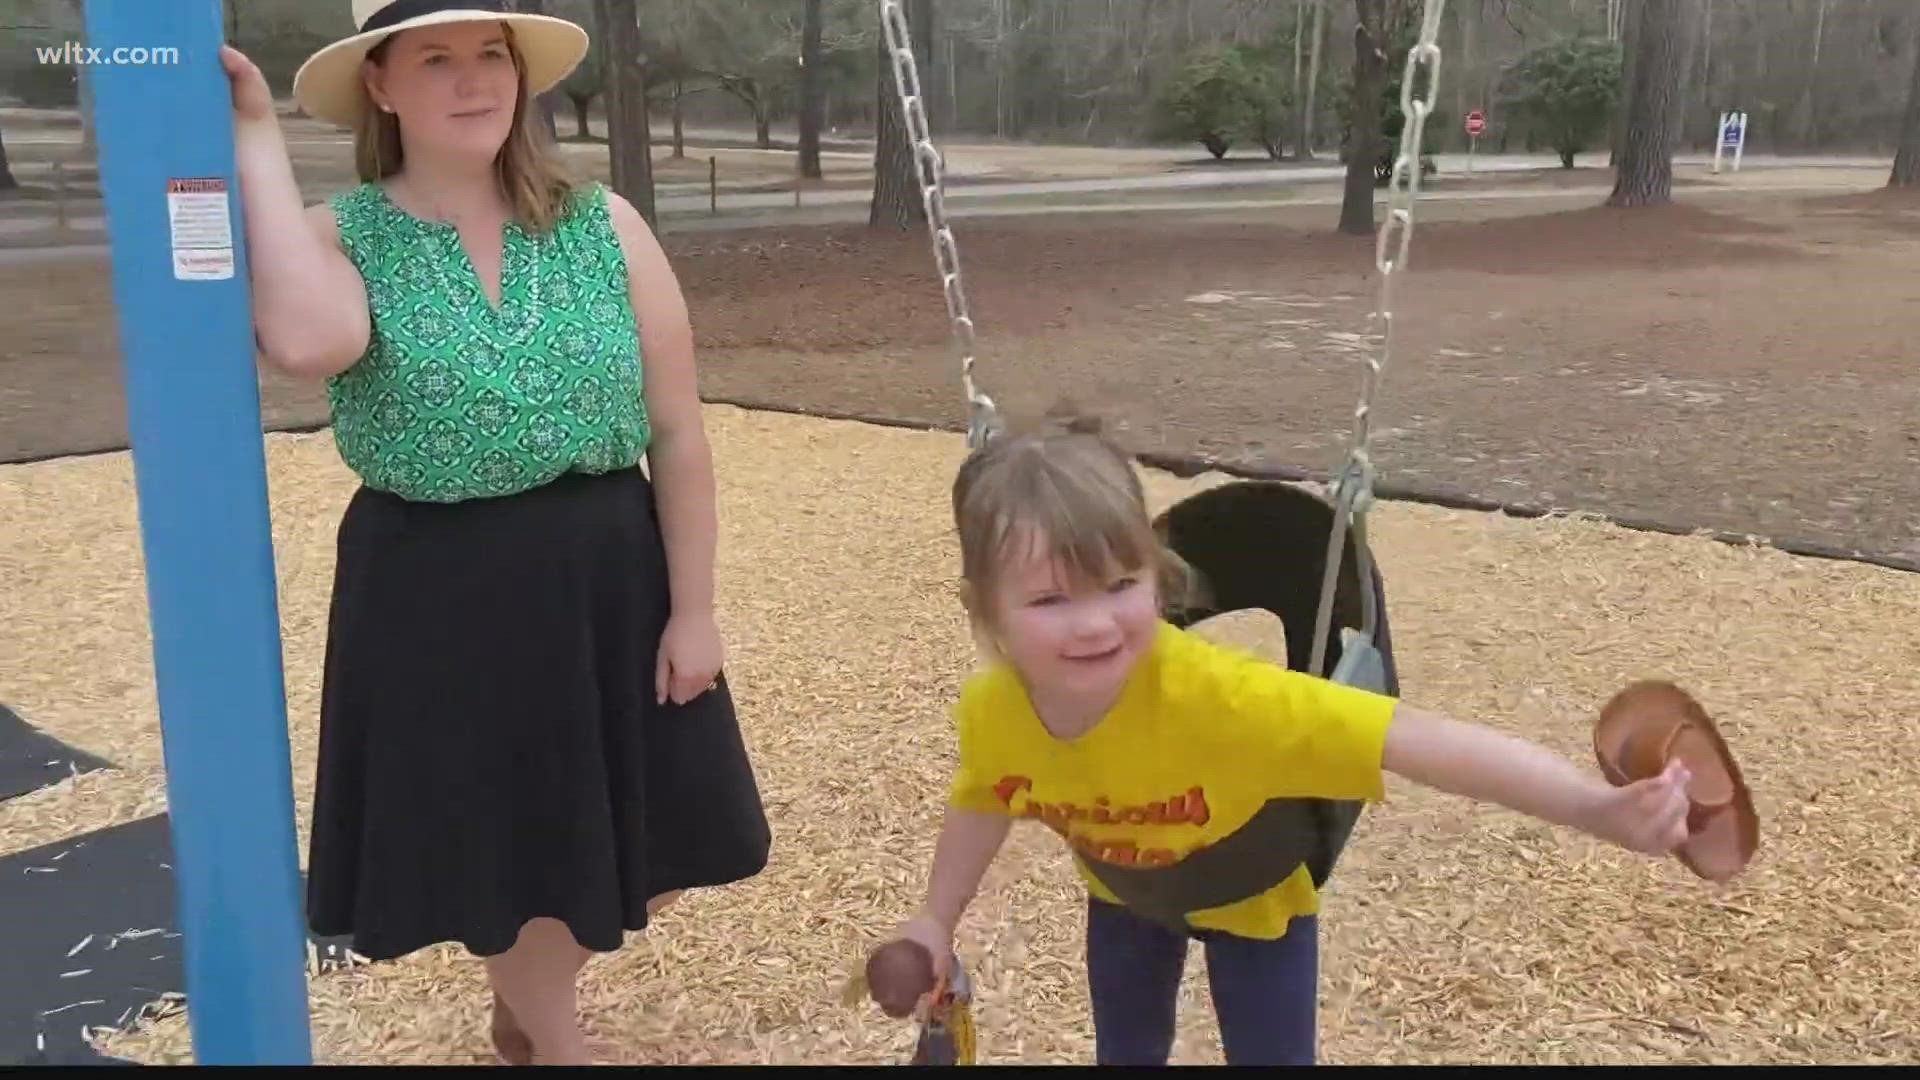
[948,621,1397,940]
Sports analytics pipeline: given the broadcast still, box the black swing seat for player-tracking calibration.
[1070,480,1400,933]
[1154,479,1398,693]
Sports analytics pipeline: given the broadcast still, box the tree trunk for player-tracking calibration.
[933,0,952,133]
[1794,0,1828,150]
[1302,0,1324,159]
[912,0,937,128]
[869,0,932,229]
[797,0,825,180]
[671,78,685,158]
[536,94,559,142]
[1697,0,1711,140]
[1668,0,1705,154]
[1292,0,1307,144]
[1893,21,1920,187]
[75,63,96,154]
[0,129,18,191]
[595,0,656,225]
[1450,0,1467,154]
[1607,0,1684,208]
[570,94,592,139]
[755,109,773,150]
[1339,1,1387,236]
[56,1,95,154]
[994,0,1008,137]
[513,0,562,142]
[1609,0,1641,166]
[947,31,958,130]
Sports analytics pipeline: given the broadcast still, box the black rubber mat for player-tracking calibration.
[0,704,114,803]
[0,813,359,1065]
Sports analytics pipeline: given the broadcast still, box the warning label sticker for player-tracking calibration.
[166,177,235,281]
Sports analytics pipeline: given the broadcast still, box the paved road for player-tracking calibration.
[0,150,1534,236]
[1,149,1890,242]
[0,170,1890,267]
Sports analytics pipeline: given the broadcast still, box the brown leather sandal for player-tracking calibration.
[1594,680,1759,883]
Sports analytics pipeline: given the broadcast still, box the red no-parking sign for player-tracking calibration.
[1465,109,1486,137]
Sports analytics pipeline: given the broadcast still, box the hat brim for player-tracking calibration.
[1593,680,1760,884]
[291,10,588,129]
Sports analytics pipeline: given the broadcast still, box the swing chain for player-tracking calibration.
[1307,0,1448,679]
[879,0,1001,449]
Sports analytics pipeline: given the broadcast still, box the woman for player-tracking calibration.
[221,1,771,1064]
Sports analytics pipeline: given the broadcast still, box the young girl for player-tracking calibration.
[884,412,1697,1066]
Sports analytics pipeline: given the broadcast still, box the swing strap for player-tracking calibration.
[1307,0,1449,682]
[878,1,1001,449]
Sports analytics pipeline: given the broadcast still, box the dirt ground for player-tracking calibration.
[4,181,1916,566]
[676,185,1920,566]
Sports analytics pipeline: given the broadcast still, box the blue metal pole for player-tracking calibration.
[80,0,313,1065]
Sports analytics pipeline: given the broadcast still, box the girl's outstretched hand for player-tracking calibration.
[1585,759,1693,856]
[219,45,276,125]
[1381,703,1695,860]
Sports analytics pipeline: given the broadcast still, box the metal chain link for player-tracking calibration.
[879,1,1001,449]
[1308,0,1448,678]
[878,0,1446,674]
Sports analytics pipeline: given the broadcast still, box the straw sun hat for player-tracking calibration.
[292,0,590,128]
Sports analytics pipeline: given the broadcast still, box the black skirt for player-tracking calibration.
[305,466,772,962]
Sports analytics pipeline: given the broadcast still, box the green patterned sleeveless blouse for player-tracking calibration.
[324,181,649,503]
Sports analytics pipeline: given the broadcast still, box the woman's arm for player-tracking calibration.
[607,191,721,698]
[1381,703,1692,855]
[222,48,368,379]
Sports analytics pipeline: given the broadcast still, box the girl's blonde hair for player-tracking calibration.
[354,22,578,234]
[951,407,1195,635]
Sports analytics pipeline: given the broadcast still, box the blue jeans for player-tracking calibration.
[1085,897,1319,1065]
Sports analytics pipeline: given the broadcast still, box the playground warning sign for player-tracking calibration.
[166,177,234,281]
